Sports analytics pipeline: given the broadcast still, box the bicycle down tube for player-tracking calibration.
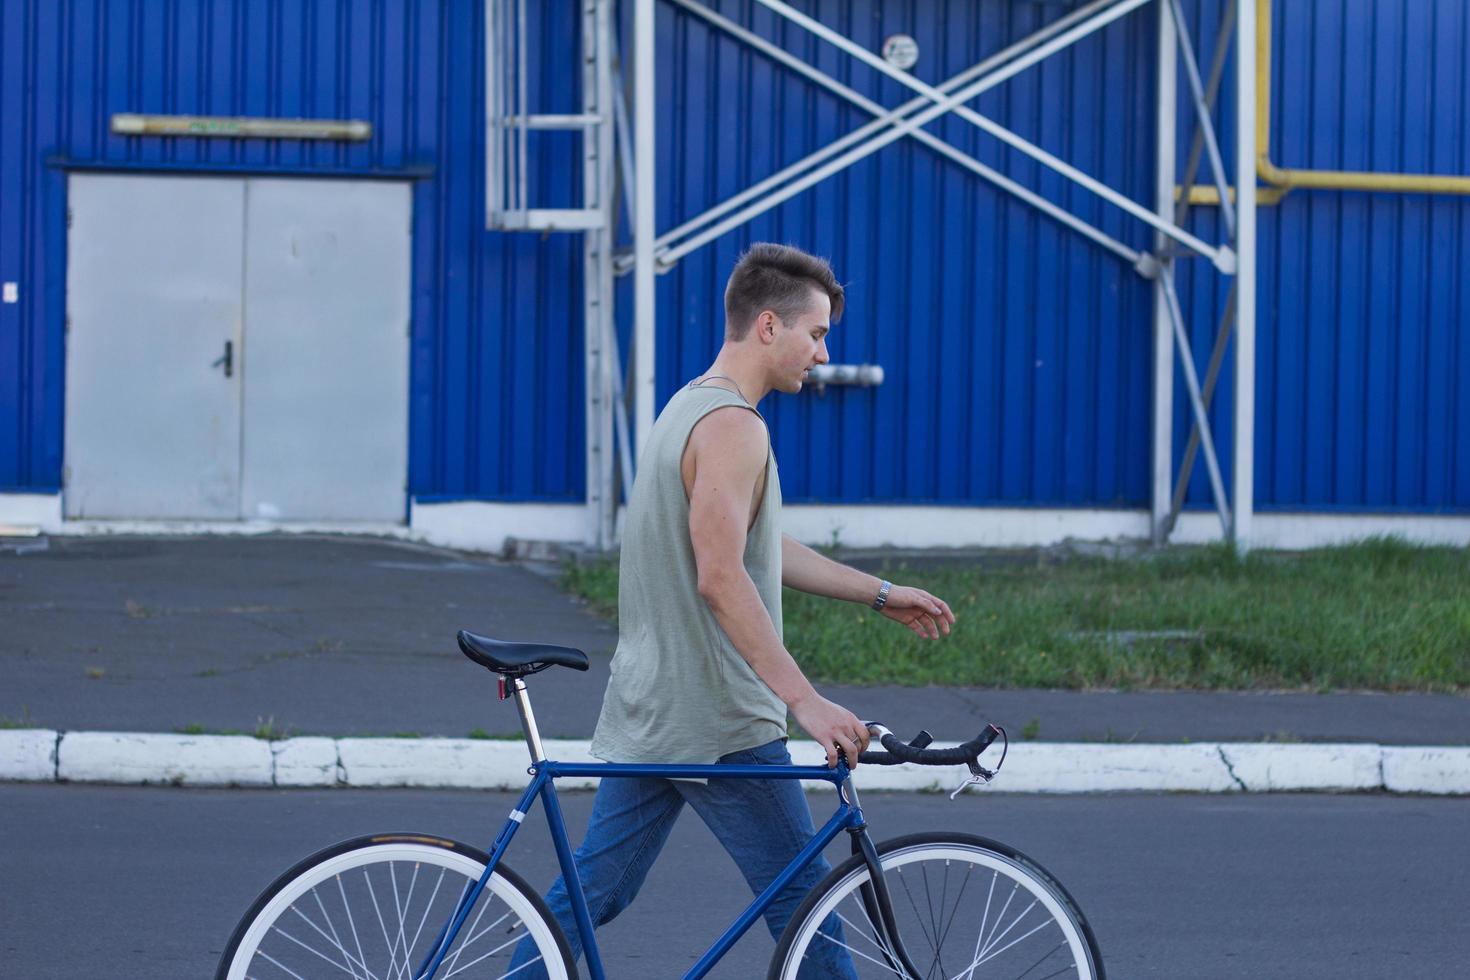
[414,758,900,980]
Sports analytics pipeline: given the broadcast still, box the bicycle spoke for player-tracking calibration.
[257,947,313,980]
[960,868,1000,980]
[268,926,376,979]
[977,898,1039,964]
[363,867,399,977]
[287,903,378,980]
[835,909,904,963]
[388,862,415,980]
[338,873,372,980]
[933,863,974,956]
[403,867,449,976]
[918,862,942,975]
[979,880,1021,962]
[895,867,939,953]
[813,927,913,977]
[442,885,511,975]
[440,927,532,978]
[312,886,365,980]
[958,913,1055,978]
[1008,940,1072,980]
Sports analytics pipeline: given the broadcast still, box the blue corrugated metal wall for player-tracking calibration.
[637,0,1159,507]
[1174,0,1470,514]
[2,0,1467,514]
[0,0,586,501]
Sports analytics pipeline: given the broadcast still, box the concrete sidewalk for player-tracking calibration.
[3,533,1467,793]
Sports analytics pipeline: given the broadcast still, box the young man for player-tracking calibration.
[512,243,955,978]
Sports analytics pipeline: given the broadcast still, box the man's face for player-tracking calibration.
[768,290,831,394]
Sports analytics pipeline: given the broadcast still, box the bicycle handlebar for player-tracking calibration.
[856,722,1006,770]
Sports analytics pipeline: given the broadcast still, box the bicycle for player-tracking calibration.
[217,631,1105,979]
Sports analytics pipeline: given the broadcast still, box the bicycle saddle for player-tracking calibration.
[457,630,589,676]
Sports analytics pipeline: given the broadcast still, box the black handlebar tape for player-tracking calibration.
[857,725,1000,767]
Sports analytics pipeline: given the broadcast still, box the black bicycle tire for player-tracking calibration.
[215,832,578,980]
[766,830,1105,980]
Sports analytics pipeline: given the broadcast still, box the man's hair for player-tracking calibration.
[723,243,844,341]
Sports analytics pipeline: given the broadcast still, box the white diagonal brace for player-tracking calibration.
[1161,267,1231,533]
[754,0,1234,273]
[658,0,1125,257]
[659,0,1151,268]
[1168,0,1236,239]
[663,0,1141,266]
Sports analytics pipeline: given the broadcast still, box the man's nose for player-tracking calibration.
[816,339,830,364]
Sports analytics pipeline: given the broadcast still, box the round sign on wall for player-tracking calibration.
[881,34,919,71]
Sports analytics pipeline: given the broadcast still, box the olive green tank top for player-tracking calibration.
[590,382,787,765]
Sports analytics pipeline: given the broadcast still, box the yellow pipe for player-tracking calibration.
[1184,0,1470,206]
[1256,0,1470,194]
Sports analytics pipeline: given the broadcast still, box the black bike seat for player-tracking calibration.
[457,630,589,676]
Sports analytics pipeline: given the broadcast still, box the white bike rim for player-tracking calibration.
[225,842,569,980]
[779,842,1094,980]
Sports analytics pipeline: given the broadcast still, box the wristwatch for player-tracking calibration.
[871,580,892,611]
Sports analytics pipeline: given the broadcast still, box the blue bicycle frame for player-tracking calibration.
[413,756,862,980]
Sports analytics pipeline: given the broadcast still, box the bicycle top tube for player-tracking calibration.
[536,758,852,785]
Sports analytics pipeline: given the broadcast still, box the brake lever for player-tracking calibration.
[949,758,997,800]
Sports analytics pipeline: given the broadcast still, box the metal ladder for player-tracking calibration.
[486,0,626,551]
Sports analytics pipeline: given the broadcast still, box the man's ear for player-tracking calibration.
[756,310,779,344]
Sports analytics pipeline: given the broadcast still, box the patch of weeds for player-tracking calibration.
[0,706,36,729]
[252,716,293,741]
[391,731,423,739]
[85,666,105,680]
[467,728,491,740]
[313,638,345,653]
[176,723,208,735]
[196,668,219,678]
[1258,731,1303,744]
[1019,718,1041,741]
[124,599,152,619]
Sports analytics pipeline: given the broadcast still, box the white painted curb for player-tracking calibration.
[57,732,273,786]
[3,732,1468,794]
[0,730,57,781]
[1381,746,1470,795]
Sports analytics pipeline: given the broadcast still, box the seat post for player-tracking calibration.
[508,677,547,764]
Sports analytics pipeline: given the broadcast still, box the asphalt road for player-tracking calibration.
[6,535,1467,745]
[2,784,1466,979]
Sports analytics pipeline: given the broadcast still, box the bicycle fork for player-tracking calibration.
[842,780,923,980]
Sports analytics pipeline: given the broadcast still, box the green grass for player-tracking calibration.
[561,538,1470,692]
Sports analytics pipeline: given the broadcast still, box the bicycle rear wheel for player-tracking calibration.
[216,833,575,980]
[769,832,1103,980]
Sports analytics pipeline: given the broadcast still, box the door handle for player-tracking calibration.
[211,340,234,378]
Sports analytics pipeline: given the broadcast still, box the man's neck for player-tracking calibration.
[701,349,770,404]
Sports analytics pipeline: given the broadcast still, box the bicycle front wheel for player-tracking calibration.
[217,833,575,980]
[769,832,1103,980]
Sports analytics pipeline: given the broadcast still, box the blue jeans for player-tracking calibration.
[507,739,858,979]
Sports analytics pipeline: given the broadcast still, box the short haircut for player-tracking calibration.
[723,243,845,341]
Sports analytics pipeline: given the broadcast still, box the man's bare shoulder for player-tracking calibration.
[685,405,767,470]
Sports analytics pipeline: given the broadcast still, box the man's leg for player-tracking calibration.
[678,740,859,980]
[507,775,685,977]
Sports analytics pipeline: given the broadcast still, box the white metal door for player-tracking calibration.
[240,179,411,522]
[64,174,245,519]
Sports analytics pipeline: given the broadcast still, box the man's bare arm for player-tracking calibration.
[781,535,884,603]
[686,408,868,765]
[781,535,957,639]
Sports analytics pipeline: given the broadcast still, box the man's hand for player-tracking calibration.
[790,692,870,768]
[879,585,956,639]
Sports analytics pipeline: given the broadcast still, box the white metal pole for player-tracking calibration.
[633,0,656,457]
[1232,0,1257,551]
[1152,0,1176,545]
